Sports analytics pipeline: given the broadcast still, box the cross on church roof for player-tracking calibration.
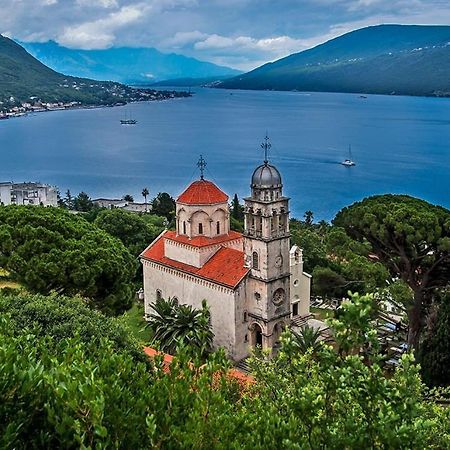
[261,133,272,165]
[197,155,207,180]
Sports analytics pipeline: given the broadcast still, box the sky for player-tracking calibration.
[1,0,450,70]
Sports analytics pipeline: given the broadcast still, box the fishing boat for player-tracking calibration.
[341,145,356,167]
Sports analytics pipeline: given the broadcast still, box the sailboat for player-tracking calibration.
[341,145,356,167]
[120,107,137,125]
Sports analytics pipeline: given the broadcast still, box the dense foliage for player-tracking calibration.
[334,194,450,347]
[0,206,136,314]
[0,293,146,363]
[419,292,450,387]
[147,297,214,358]
[94,208,165,257]
[1,293,449,449]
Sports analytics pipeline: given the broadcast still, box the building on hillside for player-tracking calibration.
[140,141,311,361]
[92,198,150,213]
[0,182,58,206]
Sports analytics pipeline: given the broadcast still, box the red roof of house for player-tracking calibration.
[164,230,242,248]
[143,346,254,385]
[141,231,249,289]
[177,179,228,205]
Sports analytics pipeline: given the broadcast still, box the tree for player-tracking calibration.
[0,292,147,363]
[231,194,244,221]
[142,187,149,212]
[288,324,323,355]
[334,195,450,348]
[0,206,136,315]
[151,192,175,222]
[303,210,314,226]
[63,189,74,209]
[312,266,347,298]
[244,293,450,449]
[123,194,134,202]
[419,292,450,386]
[73,191,94,212]
[94,208,165,257]
[146,297,214,358]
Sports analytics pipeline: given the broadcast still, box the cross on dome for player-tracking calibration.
[197,155,207,180]
[261,133,272,165]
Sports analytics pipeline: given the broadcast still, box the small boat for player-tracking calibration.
[341,145,356,167]
[120,119,137,125]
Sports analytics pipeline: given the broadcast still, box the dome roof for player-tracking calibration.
[251,163,282,188]
[177,179,228,205]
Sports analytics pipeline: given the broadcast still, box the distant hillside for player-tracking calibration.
[147,75,233,88]
[219,25,450,97]
[20,41,241,84]
[0,35,187,108]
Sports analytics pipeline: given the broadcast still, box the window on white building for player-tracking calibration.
[198,223,203,234]
[252,251,259,270]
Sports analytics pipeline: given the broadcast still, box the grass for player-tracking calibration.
[311,307,334,321]
[121,302,152,344]
[0,268,21,290]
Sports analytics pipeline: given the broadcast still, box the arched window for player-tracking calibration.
[183,221,187,234]
[216,221,220,235]
[156,289,162,301]
[252,251,259,270]
[198,223,203,234]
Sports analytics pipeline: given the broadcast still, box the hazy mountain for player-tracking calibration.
[20,41,241,84]
[219,25,450,96]
[0,35,183,107]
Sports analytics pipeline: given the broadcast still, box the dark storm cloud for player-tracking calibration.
[1,0,449,69]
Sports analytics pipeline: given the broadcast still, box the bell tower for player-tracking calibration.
[244,135,291,352]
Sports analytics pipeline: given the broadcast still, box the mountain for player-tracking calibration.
[219,25,450,97]
[20,41,241,84]
[0,35,188,107]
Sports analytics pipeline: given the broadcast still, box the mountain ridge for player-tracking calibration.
[0,35,188,108]
[219,25,450,97]
[20,40,241,84]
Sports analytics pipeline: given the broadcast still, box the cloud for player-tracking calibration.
[0,0,449,70]
[57,4,145,49]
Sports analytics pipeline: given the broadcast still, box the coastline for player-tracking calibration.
[0,89,192,121]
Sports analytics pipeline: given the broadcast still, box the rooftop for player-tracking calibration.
[141,231,249,288]
[164,230,242,248]
[177,179,228,205]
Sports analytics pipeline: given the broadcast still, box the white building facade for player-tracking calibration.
[141,154,311,361]
[0,182,58,206]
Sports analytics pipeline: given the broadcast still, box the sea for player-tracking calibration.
[1,88,449,220]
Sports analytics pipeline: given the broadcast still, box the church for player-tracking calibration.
[140,139,311,361]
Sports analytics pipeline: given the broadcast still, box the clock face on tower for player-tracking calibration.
[274,255,283,268]
[272,288,286,305]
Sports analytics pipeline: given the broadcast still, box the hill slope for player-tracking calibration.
[219,25,450,96]
[0,35,186,107]
[20,41,241,84]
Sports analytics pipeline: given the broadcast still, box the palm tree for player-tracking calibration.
[304,210,314,226]
[291,325,323,355]
[142,187,149,212]
[146,297,213,358]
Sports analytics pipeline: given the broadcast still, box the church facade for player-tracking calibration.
[140,150,311,361]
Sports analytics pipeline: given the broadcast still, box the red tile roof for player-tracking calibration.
[164,229,242,248]
[143,346,254,385]
[177,179,228,205]
[141,231,249,289]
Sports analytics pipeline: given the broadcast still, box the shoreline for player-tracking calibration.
[0,89,192,121]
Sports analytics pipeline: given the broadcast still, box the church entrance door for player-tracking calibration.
[251,323,263,348]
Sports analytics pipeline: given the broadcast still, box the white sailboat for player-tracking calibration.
[341,145,356,167]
